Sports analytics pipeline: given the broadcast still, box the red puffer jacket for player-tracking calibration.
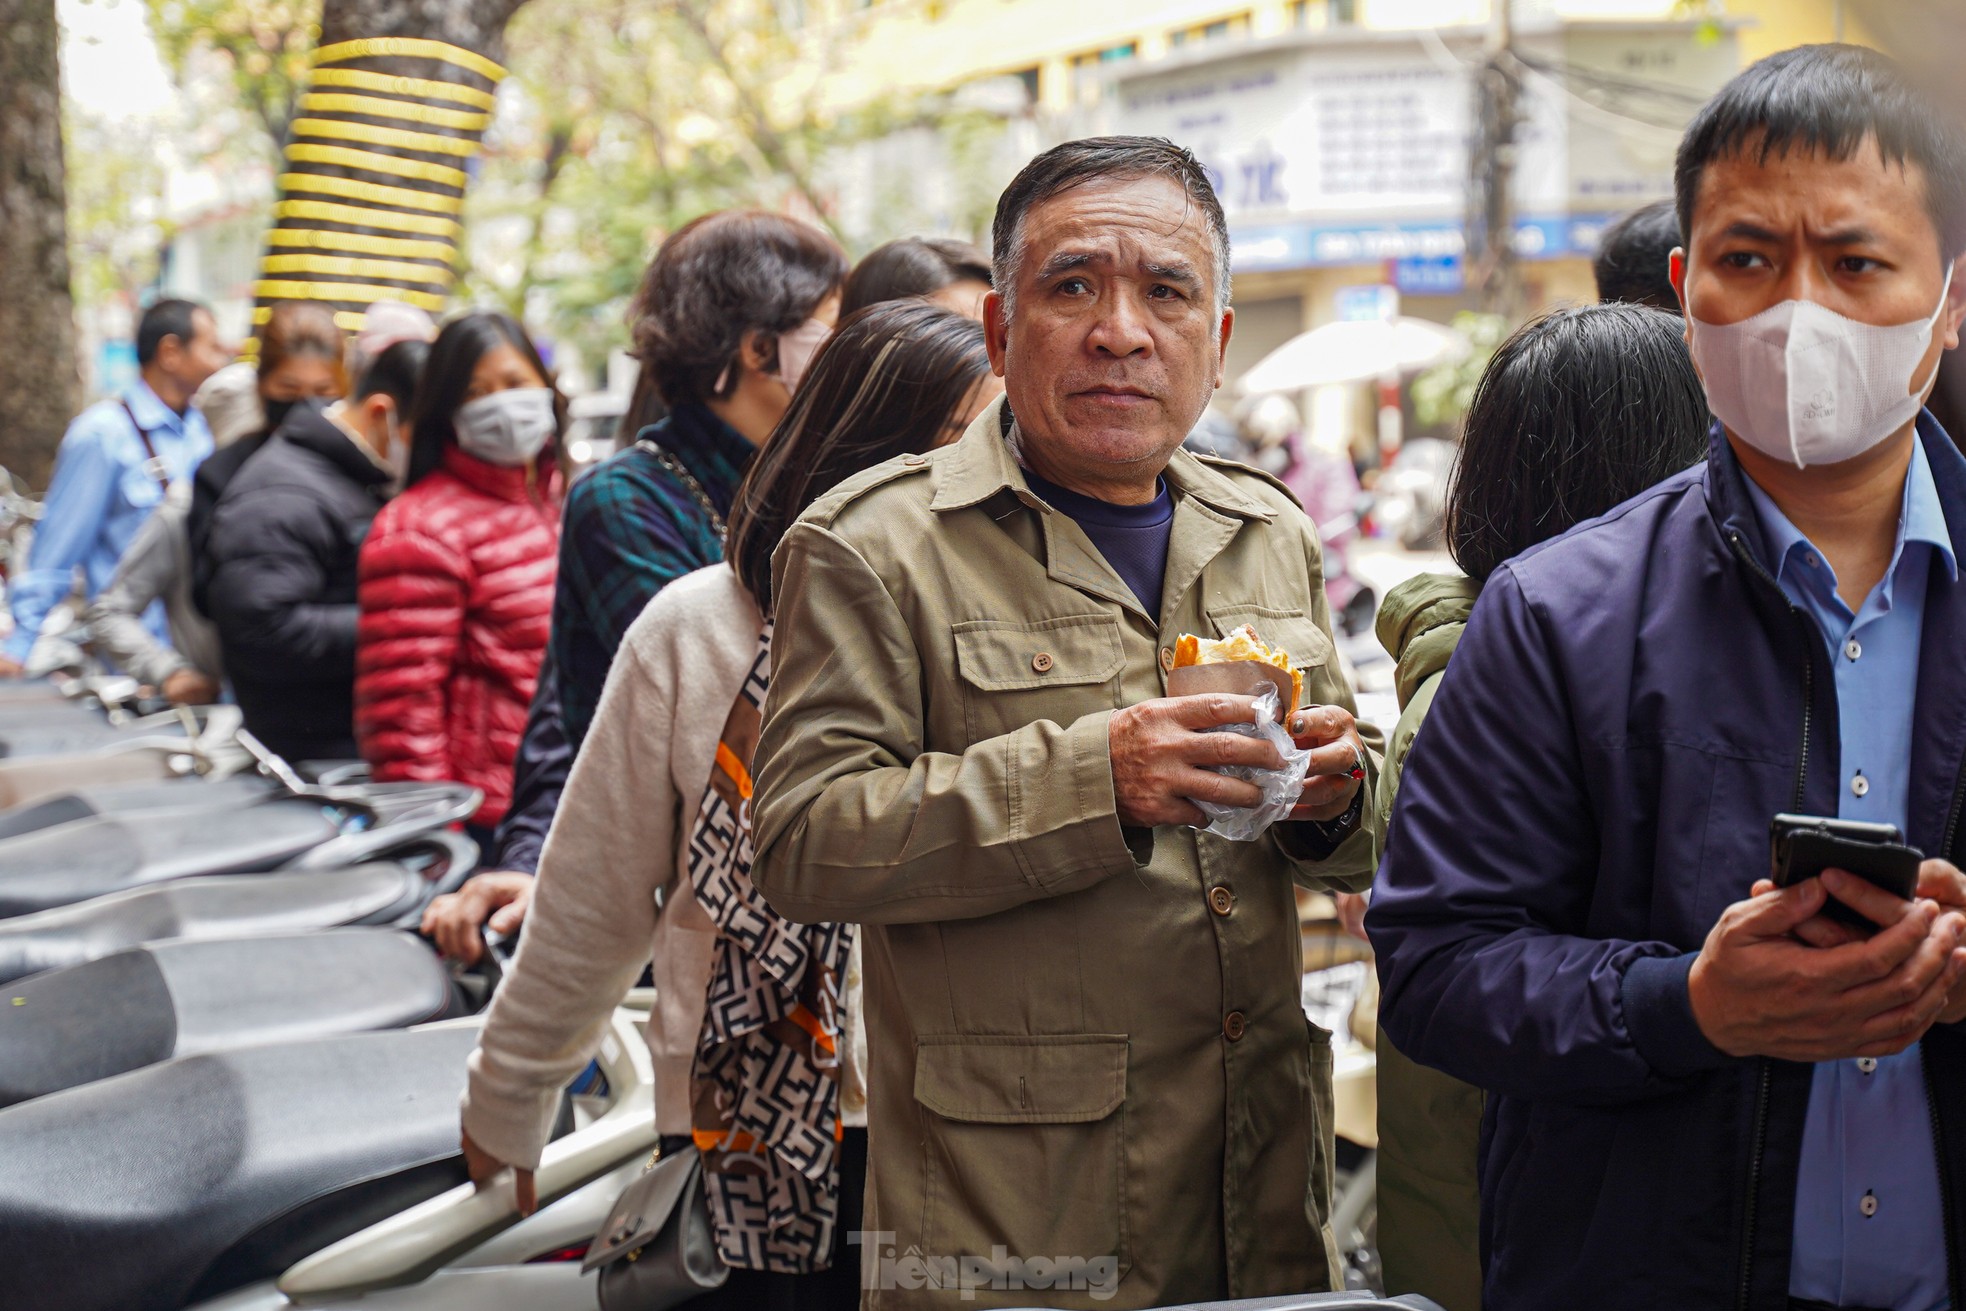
[355,445,562,826]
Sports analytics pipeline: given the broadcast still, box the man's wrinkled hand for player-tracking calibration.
[422,871,535,965]
[1110,694,1284,829]
[1286,704,1364,823]
[1689,877,1966,1061]
[0,656,26,679]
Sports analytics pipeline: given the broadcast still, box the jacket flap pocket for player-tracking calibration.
[952,615,1125,692]
[915,1034,1128,1124]
[1204,605,1334,670]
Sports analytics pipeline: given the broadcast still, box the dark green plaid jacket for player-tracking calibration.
[549,402,753,748]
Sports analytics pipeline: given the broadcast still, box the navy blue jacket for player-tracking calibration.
[1368,415,1966,1310]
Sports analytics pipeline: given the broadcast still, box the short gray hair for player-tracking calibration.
[990,136,1232,319]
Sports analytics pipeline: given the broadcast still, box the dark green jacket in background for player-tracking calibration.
[1374,571,1483,1311]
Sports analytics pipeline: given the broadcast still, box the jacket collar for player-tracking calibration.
[122,379,185,437]
[277,403,391,489]
[1708,410,1966,577]
[440,442,562,503]
[1375,572,1482,711]
[929,395,1276,523]
[637,401,754,504]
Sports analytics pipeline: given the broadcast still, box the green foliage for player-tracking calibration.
[1410,311,1509,432]
[63,109,168,311]
[460,0,997,378]
[145,0,319,150]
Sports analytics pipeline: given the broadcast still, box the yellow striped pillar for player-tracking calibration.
[253,36,506,343]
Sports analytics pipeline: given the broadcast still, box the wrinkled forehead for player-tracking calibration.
[1017,175,1217,277]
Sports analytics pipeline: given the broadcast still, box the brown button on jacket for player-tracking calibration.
[752,397,1381,1309]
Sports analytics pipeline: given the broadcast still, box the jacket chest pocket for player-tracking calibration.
[951,614,1126,744]
[915,1034,1130,1283]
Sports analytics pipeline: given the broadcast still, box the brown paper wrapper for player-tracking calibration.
[1165,659,1298,717]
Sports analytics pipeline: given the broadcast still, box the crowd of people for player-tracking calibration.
[6,38,1966,1311]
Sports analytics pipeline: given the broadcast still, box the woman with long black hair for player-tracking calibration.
[459,301,1001,1309]
[354,311,563,839]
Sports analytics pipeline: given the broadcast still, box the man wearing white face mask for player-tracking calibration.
[1367,46,1966,1310]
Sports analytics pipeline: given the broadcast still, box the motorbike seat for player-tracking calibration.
[0,775,275,842]
[0,798,339,919]
[0,1025,481,1311]
[0,862,433,984]
[0,928,461,1107]
[0,711,132,758]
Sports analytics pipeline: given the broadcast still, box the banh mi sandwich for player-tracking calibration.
[1171,624,1303,715]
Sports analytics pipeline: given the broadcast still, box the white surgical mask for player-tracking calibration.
[453,387,556,466]
[772,318,832,394]
[377,411,412,493]
[1688,266,1954,468]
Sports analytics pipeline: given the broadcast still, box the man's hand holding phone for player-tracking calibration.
[1783,859,1966,1024]
[1689,876,1966,1061]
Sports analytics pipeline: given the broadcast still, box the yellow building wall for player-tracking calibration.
[1718,0,1877,64]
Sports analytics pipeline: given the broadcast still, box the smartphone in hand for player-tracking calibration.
[1769,813,1922,930]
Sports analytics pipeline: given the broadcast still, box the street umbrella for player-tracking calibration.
[1238,316,1471,394]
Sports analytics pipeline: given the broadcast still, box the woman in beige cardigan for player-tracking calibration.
[460,299,1002,1309]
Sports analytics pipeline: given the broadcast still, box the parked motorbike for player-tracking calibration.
[0,704,255,808]
[0,774,276,842]
[0,830,475,983]
[0,777,481,919]
[0,926,473,1107]
[0,1004,656,1311]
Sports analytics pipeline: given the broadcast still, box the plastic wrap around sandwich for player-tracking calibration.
[1166,625,1302,716]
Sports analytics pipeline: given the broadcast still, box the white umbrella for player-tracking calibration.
[1238,316,1471,395]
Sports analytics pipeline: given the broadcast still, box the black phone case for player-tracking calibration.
[1772,827,1923,927]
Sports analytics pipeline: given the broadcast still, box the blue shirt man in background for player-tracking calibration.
[1368,45,1966,1309]
[2,298,229,674]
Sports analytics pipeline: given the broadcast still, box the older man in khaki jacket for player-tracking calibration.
[751,137,1380,1310]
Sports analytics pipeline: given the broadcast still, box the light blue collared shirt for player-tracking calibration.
[1746,430,1956,1311]
[5,380,212,663]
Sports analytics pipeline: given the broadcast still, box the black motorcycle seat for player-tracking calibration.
[0,863,429,984]
[0,798,339,918]
[0,1025,481,1311]
[0,775,276,842]
[0,929,460,1106]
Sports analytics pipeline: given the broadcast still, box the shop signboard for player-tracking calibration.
[1120,22,1736,271]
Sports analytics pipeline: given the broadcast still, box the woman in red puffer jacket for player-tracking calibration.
[355,311,563,835]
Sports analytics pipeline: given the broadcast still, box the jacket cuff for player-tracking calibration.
[1020,709,1150,896]
[1622,952,1731,1078]
[460,1057,563,1172]
[490,831,544,876]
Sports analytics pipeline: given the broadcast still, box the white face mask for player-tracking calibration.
[454,387,556,467]
[376,409,412,492]
[772,318,832,394]
[1688,266,1954,468]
